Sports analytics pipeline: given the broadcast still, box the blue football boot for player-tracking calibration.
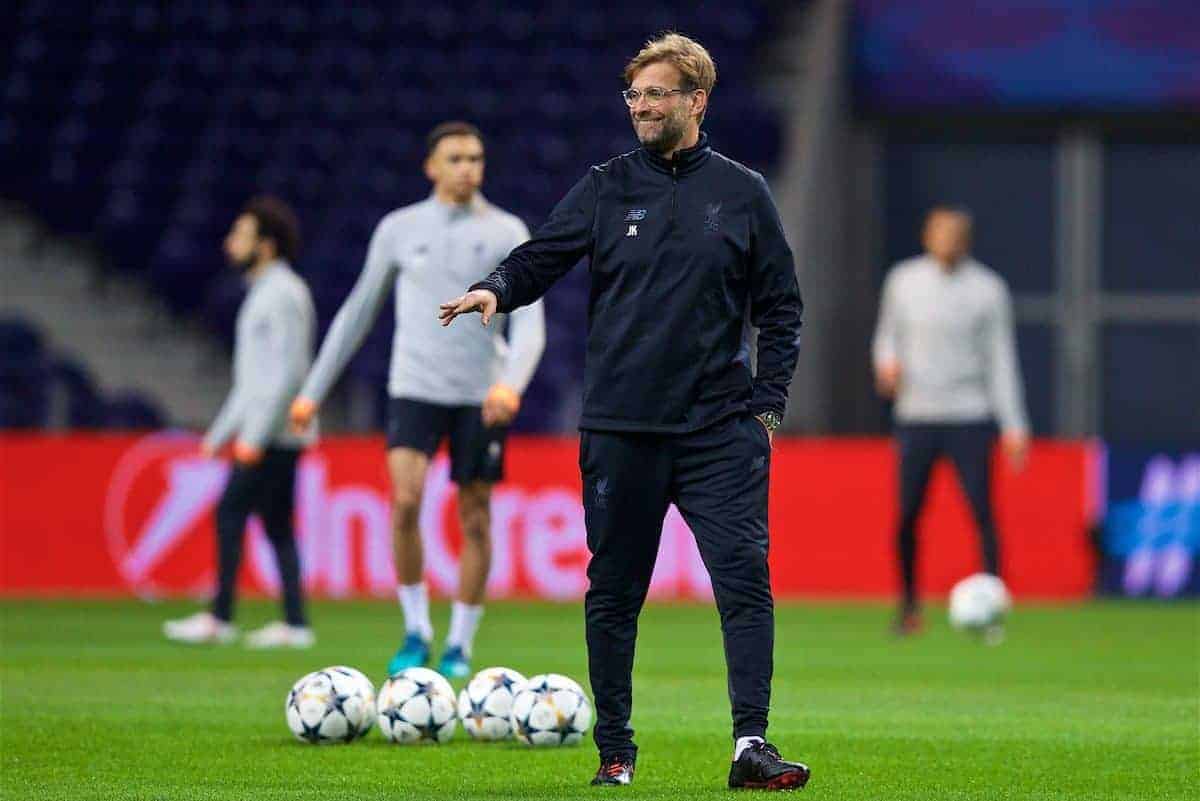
[387,633,430,676]
[436,645,471,680]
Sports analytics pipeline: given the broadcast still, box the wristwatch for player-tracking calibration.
[755,410,782,433]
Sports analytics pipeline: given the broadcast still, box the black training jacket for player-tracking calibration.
[471,132,803,434]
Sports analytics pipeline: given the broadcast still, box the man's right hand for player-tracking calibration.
[875,361,901,399]
[439,289,498,327]
[289,396,317,433]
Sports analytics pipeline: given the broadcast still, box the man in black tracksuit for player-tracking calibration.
[440,34,809,791]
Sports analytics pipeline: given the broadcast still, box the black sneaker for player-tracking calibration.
[728,741,810,791]
[591,754,635,786]
[891,606,923,637]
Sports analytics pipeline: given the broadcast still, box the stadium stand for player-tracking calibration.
[1,0,783,431]
[0,315,165,430]
[0,318,49,429]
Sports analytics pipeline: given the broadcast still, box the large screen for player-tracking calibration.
[853,0,1200,111]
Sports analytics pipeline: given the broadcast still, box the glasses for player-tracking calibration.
[621,86,692,107]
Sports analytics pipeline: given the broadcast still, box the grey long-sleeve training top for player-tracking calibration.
[204,261,317,450]
[299,193,546,407]
[872,255,1029,434]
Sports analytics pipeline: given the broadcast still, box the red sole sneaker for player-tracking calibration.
[739,767,811,791]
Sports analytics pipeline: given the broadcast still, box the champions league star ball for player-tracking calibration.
[336,665,377,737]
[509,673,592,747]
[377,667,458,744]
[285,666,376,744]
[457,666,527,741]
[949,573,1012,632]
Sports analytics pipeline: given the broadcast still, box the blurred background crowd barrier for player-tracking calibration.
[0,433,1098,600]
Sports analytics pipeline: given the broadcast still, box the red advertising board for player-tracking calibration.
[0,434,1097,600]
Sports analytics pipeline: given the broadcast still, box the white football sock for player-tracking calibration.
[734,736,765,761]
[445,601,484,656]
[397,582,433,642]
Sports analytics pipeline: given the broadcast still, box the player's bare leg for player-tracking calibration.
[439,480,492,678]
[455,481,492,605]
[387,447,433,675]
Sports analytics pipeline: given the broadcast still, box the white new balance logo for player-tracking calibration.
[626,224,638,237]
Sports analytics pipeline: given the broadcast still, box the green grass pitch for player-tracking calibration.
[1,599,1196,800]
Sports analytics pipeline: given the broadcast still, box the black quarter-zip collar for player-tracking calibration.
[641,131,711,177]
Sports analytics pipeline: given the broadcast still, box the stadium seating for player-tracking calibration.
[0,318,49,428]
[1,1,782,431]
[0,315,166,430]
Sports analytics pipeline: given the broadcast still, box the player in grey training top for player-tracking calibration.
[164,196,316,650]
[204,260,316,454]
[290,122,546,678]
[872,206,1029,639]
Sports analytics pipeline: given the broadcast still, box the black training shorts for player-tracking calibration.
[386,397,507,484]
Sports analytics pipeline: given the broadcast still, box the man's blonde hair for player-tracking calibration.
[623,33,717,120]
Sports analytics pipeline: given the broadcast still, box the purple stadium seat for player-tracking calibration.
[4,1,781,431]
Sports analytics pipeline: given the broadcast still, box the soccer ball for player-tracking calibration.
[457,666,527,740]
[377,667,457,744]
[334,665,376,737]
[509,673,592,747]
[285,666,376,744]
[949,573,1012,631]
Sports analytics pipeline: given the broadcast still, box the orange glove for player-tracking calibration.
[233,440,263,466]
[289,396,317,433]
[482,384,520,427]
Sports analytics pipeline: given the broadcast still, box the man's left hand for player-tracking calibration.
[1001,431,1029,471]
[233,441,263,466]
[482,384,521,427]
